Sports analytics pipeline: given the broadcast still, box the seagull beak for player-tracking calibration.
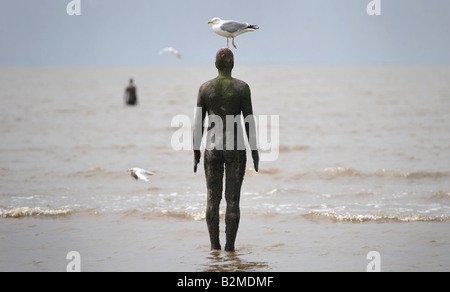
[207,21,213,24]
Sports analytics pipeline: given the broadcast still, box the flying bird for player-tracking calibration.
[208,17,259,49]
[128,168,154,182]
[158,47,182,59]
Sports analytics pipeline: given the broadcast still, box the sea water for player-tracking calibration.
[0,66,449,271]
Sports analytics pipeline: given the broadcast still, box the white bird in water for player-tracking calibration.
[208,17,259,49]
[128,168,154,182]
[158,47,182,59]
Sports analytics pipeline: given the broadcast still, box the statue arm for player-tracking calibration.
[193,87,207,173]
[241,84,259,172]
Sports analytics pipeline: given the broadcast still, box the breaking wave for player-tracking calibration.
[160,209,208,221]
[302,212,449,223]
[0,207,71,218]
[121,207,207,221]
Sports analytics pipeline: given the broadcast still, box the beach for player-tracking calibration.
[0,66,449,271]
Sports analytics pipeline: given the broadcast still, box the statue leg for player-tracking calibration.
[204,150,224,250]
[224,150,247,252]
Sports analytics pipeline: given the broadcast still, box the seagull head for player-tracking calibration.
[208,17,221,25]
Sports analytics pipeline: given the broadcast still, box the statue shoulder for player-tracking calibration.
[231,78,250,95]
[231,78,249,89]
[199,79,217,92]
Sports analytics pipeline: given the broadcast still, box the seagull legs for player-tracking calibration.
[226,38,237,49]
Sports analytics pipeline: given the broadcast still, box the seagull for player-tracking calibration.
[158,47,182,59]
[208,17,259,49]
[128,168,154,182]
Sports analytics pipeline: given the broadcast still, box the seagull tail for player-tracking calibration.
[248,24,259,30]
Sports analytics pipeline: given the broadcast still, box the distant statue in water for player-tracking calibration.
[193,48,259,252]
[124,78,138,106]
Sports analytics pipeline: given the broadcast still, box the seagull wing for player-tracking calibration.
[135,169,154,182]
[173,50,182,59]
[159,48,170,55]
[159,47,181,59]
[221,21,252,33]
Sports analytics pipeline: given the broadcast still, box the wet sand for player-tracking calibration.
[1,211,448,272]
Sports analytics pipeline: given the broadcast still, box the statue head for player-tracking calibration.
[215,48,234,74]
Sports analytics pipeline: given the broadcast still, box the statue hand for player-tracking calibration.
[252,150,259,172]
[194,150,201,173]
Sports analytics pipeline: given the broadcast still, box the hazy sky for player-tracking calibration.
[0,0,449,65]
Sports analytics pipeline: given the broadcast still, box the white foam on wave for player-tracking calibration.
[0,207,71,218]
[302,212,449,223]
